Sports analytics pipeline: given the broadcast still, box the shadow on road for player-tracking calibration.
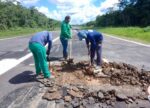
[9,71,35,84]
[49,56,63,61]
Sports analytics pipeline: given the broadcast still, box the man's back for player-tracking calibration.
[87,30,103,45]
[30,31,52,46]
[60,21,71,39]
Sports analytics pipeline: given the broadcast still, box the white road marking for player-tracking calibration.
[104,33,150,47]
[55,45,60,52]
[0,37,59,75]
[29,63,34,66]
[51,46,56,52]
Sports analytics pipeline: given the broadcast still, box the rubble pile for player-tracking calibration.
[41,83,149,108]
[37,60,150,108]
[102,62,150,91]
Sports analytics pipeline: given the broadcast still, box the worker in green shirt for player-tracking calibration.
[60,16,72,60]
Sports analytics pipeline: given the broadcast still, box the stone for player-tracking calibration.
[68,90,83,98]
[108,90,116,96]
[42,91,62,100]
[61,87,68,97]
[92,92,98,97]
[95,72,110,78]
[116,93,127,101]
[64,96,72,102]
[48,87,57,93]
[88,97,95,104]
[42,92,49,99]
[63,84,71,89]
[128,96,136,101]
[98,92,104,99]
[105,94,111,100]
[71,86,79,92]
[77,85,84,89]
[71,98,80,107]
[79,105,84,108]
[102,58,109,63]
[84,67,94,75]
[39,83,44,88]
[82,99,88,106]
[128,98,134,103]
[106,100,111,105]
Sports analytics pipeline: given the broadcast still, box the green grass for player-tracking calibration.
[98,27,150,44]
[0,27,60,39]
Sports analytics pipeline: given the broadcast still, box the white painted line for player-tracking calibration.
[0,37,59,75]
[29,64,34,66]
[0,59,20,75]
[104,33,150,47]
[55,45,60,52]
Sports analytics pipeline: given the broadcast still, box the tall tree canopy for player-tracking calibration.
[0,0,60,30]
[87,0,150,27]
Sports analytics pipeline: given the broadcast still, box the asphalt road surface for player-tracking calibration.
[0,31,150,106]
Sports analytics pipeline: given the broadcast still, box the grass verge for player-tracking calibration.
[98,27,150,44]
[0,27,60,39]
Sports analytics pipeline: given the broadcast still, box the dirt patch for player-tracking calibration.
[37,59,150,107]
[51,60,150,89]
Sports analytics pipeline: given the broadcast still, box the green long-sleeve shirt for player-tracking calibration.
[60,21,72,39]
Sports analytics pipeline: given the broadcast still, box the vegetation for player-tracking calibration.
[82,0,150,43]
[0,0,60,37]
[99,27,150,43]
[0,28,49,39]
[85,0,150,27]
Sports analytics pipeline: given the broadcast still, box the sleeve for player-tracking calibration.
[99,33,103,43]
[46,33,52,55]
[86,38,90,49]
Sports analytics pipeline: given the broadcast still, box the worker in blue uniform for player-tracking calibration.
[77,30,103,68]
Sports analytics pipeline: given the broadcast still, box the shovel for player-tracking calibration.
[68,38,74,62]
[47,56,55,76]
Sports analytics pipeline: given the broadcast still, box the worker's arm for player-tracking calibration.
[86,39,90,55]
[47,40,52,55]
[99,33,103,43]
[46,33,52,55]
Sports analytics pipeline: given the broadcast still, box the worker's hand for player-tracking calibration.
[46,55,50,61]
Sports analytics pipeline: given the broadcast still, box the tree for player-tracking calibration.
[88,0,150,27]
[0,0,60,30]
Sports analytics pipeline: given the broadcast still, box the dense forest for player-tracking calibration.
[0,0,60,30]
[86,0,150,27]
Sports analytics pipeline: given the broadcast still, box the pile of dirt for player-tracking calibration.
[102,62,150,91]
[37,60,150,108]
